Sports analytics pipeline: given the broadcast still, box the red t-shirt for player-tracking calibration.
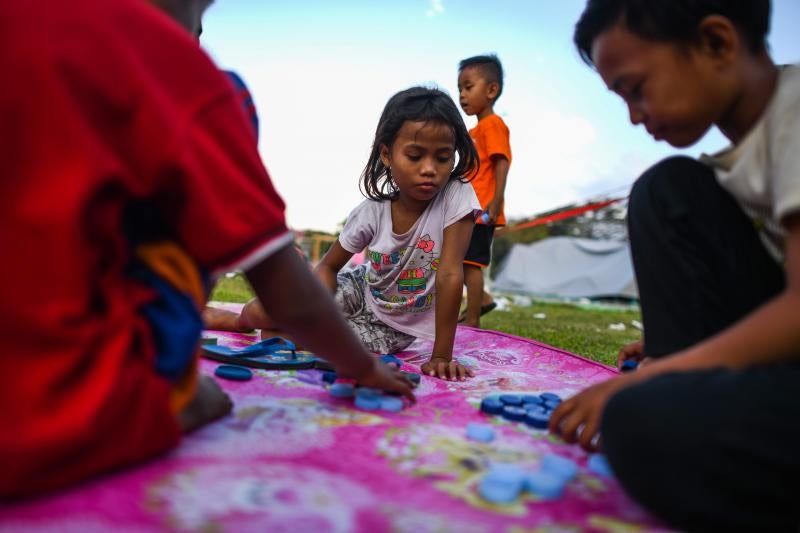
[0,0,290,497]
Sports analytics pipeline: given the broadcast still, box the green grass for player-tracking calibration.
[209,275,641,366]
[480,302,641,367]
[210,274,256,303]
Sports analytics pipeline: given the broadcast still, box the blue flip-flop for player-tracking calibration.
[203,336,297,358]
[202,337,334,370]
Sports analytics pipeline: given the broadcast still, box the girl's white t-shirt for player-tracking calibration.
[338,180,481,340]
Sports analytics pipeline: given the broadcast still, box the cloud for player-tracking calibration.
[426,0,444,17]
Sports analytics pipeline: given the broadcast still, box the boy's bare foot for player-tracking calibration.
[260,328,285,340]
[202,306,252,332]
[178,375,233,433]
[460,318,480,328]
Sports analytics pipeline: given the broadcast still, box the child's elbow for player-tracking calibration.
[436,268,464,287]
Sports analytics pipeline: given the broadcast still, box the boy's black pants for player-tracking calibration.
[601,156,800,532]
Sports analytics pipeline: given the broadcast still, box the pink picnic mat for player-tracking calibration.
[0,307,667,532]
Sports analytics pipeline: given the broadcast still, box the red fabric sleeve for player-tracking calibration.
[167,95,289,273]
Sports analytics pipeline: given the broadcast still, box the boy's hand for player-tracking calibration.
[484,196,504,225]
[617,338,645,368]
[421,355,475,381]
[357,360,417,403]
[548,375,633,451]
[179,375,233,433]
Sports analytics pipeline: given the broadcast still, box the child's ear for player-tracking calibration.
[697,15,740,63]
[487,82,500,101]
[379,144,391,167]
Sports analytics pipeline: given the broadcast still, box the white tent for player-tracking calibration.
[493,237,638,299]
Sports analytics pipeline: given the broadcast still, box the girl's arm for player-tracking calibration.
[550,213,800,451]
[423,216,476,380]
[313,240,354,292]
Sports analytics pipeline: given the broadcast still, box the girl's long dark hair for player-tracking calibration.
[360,86,478,201]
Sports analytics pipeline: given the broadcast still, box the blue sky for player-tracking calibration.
[202,0,800,232]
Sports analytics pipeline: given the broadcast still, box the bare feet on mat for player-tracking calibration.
[178,375,233,433]
[202,306,252,332]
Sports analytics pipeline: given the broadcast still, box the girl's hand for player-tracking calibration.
[357,360,417,403]
[548,374,634,451]
[421,356,475,381]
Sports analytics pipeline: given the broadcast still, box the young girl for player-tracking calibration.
[237,87,481,381]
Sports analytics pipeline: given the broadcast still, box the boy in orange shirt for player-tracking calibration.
[457,54,512,328]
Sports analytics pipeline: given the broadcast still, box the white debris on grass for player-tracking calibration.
[533,313,546,320]
[494,297,512,311]
[512,295,532,307]
[631,320,643,331]
[608,323,626,331]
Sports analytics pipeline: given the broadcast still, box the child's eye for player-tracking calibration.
[628,83,643,99]
[437,156,452,163]
[406,154,422,161]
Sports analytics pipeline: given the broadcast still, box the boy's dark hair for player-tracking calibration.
[574,0,771,67]
[361,86,478,201]
[458,54,504,102]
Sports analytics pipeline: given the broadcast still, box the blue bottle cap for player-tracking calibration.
[379,396,404,412]
[520,395,544,407]
[499,394,523,406]
[526,405,547,416]
[214,364,253,381]
[540,392,562,403]
[480,397,504,415]
[401,371,421,385]
[540,454,579,482]
[354,395,381,410]
[480,212,490,224]
[621,359,639,372]
[478,463,525,504]
[587,454,614,478]
[525,411,550,429]
[380,354,403,368]
[355,387,382,399]
[478,477,520,504]
[488,463,525,479]
[329,383,355,398]
[543,399,561,411]
[501,405,528,422]
[525,470,565,500]
[465,423,496,442]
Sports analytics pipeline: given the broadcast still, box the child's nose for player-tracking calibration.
[628,104,645,125]
[420,158,436,175]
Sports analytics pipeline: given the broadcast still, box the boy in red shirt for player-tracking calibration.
[457,54,512,328]
[0,0,413,499]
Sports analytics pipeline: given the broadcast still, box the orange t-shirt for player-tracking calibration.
[468,114,511,226]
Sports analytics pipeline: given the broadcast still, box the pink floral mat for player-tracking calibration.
[0,306,668,532]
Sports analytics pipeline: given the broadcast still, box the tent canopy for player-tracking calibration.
[493,237,638,300]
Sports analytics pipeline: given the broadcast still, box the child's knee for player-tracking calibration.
[629,156,715,224]
[240,298,271,329]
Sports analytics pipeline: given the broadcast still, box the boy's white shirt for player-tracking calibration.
[702,64,800,264]
[339,180,480,340]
